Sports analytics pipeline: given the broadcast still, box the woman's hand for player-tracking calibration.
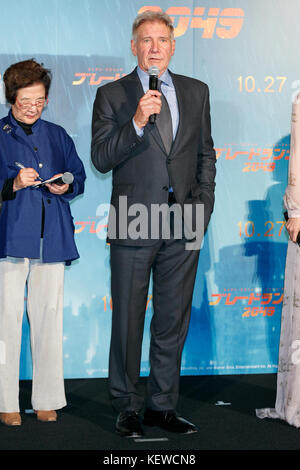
[13,168,40,191]
[286,217,300,243]
[46,173,69,195]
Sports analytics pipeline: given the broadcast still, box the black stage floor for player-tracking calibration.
[0,374,299,455]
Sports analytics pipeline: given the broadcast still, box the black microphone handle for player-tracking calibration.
[53,172,74,185]
[149,113,156,124]
[149,74,158,124]
[53,176,67,186]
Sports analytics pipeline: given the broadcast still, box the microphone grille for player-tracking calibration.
[148,66,160,76]
[62,172,74,184]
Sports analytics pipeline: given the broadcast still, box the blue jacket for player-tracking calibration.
[0,111,86,263]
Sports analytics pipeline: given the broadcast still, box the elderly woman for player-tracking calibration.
[0,60,86,426]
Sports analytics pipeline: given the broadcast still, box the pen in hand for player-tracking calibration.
[15,162,44,182]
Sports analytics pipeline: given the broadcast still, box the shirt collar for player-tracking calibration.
[137,66,173,90]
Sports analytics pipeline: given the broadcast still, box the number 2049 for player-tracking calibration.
[243,307,275,317]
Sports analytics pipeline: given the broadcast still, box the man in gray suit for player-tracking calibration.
[91,10,216,437]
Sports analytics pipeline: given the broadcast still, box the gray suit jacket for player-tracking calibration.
[91,67,216,246]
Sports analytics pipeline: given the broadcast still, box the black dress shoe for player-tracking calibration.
[115,411,144,437]
[143,408,198,434]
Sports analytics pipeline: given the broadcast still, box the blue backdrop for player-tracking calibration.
[0,0,295,379]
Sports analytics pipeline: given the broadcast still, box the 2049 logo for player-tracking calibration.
[138,6,245,38]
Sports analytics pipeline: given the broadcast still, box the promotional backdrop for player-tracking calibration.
[0,0,295,379]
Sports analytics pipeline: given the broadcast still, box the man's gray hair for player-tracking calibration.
[132,10,174,41]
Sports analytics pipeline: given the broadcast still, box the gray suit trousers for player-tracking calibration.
[109,236,200,412]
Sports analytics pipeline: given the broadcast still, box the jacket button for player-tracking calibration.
[167,158,171,164]
[163,186,168,191]
[47,199,51,204]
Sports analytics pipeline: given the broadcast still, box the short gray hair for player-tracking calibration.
[132,11,174,41]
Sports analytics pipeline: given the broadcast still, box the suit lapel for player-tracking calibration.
[149,70,186,158]
[122,68,144,116]
[168,71,185,157]
[148,119,168,155]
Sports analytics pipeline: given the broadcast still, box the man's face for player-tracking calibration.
[131,20,175,76]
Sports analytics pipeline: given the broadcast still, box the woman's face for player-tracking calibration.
[11,82,46,124]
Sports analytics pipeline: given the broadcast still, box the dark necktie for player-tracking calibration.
[156,80,173,155]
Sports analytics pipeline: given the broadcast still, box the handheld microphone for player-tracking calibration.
[33,172,74,187]
[50,172,74,186]
[148,66,160,124]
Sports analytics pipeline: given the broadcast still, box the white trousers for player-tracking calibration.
[0,251,66,412]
